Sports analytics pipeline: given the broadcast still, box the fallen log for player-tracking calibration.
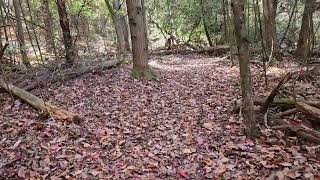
[0,79,79,122]
[23,59,121,91]
[269,114,320,144]
[275,108,298,118]
[151,45,230,56]
[232,97,320,114]
[296,102,320,122]
[254,97,320,109]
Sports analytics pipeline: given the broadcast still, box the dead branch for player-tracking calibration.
[296,102,320,123]
[259,72,294,113]
[23,59,121,91]
[151,45,230,56]
[0,79,79,122]
[270,114,320,144]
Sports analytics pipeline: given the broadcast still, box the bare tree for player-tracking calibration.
[231,0,257,137]
[42,0,57,55]
[262,0,282,61]
[13,0,31,67]
[56,0,77,66]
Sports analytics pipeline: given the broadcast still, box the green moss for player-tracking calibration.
[132,67,157,80]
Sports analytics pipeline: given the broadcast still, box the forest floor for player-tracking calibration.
[0,54,319,179]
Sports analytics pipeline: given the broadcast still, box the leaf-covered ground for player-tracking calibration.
[0,54,319,179]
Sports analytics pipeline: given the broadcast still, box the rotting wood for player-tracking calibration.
[296,102,320,122]
[23,59,121,91]
[0,79,80,122]
[151,45,230,56]
[270,114,320,144]
[254,97,320,109]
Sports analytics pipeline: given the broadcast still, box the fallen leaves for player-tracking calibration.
[0,55,319,179]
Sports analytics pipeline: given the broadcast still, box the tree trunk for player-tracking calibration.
[105,0,130,53]
[200,0,213,46]
[12,0,31,67]
[231,0,257,137]
[280,0,297,47]
[295,0,315,58]
[56,0,77,66]
[126,0,155,80]
[262,0,282,61]
[42,0,57,55]
[226,0,236,65]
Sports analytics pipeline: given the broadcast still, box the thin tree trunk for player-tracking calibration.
[226,0,236,65]
[126,0,155,80]
[280,0,297,47]
[231,0,257,138]
[253,0,258,42]
[42,0,57,56]
[262,0,282,61]
[200,0,213,46]
[20,3,39,61]
[12,0,31,67]
[56,0,77,66]
[25,0,44,63]
[222,0,228,43]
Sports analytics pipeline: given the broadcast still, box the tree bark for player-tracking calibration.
[231,0,257,137]
[262,0,282,61]
[56,0,77,66]
[126,0,155,80]
[296,102,320,122]
[105,0,130,53]
[12,0,31,67]
[280,0,297,47]
[42,0,57,55]
[295,0,315,58]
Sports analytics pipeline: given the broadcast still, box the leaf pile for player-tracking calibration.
[0,54,319,179]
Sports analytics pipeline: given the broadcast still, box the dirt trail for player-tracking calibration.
[0,54,319,179]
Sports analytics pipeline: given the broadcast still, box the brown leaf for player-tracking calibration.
[17,166,27,178]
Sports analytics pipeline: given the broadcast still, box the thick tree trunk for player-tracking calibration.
[12,0,31,67]
[126,0,155,80]
[105,0,130,53]
[262,0,282,61]
[56,0,77,66]
[231,0,257,137]
[296,0,315,58]
[42,0,57,55]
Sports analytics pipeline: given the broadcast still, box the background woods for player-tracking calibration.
[0,0,320,179]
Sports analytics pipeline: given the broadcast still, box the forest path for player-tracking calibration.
[0,54,319,179]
